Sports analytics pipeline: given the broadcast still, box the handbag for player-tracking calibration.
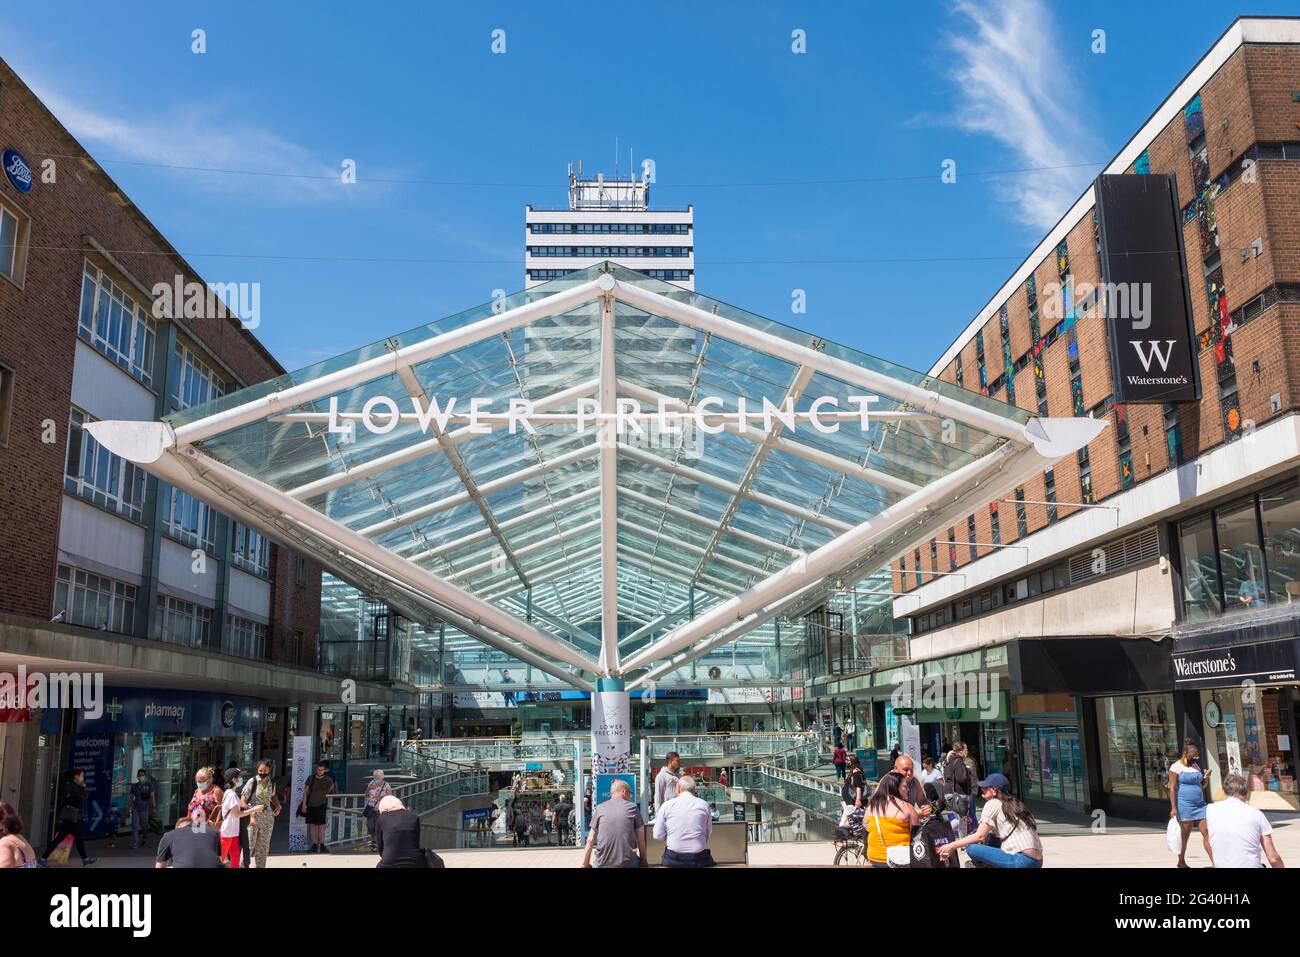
[874,814,911,868]
[363,805,376,820]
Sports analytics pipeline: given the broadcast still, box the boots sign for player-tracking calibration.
[1094,173,1201,404]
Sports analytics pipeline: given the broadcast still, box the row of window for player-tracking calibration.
[527,246,692,258]
[528,222,690,234]
[911,527,1161,634]
[65,408,146,522]
[169,341,226,411]
[78,262,158,387]
[53,564,138,634]
[527,268,694,282]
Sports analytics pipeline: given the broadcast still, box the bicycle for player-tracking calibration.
[833,836,866,866]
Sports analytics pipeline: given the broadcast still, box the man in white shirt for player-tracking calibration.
[1206,773,1285,868]
[653,775,714,867]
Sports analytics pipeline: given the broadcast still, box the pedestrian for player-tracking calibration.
[891,754,931,811]
[918,757,943,808]
[242,760,280,869]
[129,768,157,850]
[1206,773,1285,868]
[719,768,729,788]
[938,773,1042,868]
[543,802,554,843]
[845,720,856,751]
[155,811,223,868]
[188,766,223,829]
[554,795,573,845]
[581,779,645,868]
[833,723,843,748]
[299,761,336,853]
[889,742,900,768]
[654,751,682,814]
[942,742,974,837]
[513,803,530,846]
[219,768,261,868]
[840,754,867,825]
[1169,741,1213,868]
[653,775,714,867]
[42,769,94,866]
[864,772,921,868]
[363,769,393,851]
[375,795,431,868]
[0,802,38,868]
[833,743,847,780]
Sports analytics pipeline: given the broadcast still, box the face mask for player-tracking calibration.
[234,778,243,789]
[196,781,208,790]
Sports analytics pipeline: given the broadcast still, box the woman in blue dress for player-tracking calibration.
[1168,741,1213,868]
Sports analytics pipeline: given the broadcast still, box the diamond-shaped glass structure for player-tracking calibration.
[89,263,1103,691]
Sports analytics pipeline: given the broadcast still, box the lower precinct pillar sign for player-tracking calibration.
[591,677,630,774]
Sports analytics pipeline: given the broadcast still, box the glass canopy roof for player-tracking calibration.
[92,263,1092,692]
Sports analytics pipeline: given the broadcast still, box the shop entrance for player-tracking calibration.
[1018,723,1085,806]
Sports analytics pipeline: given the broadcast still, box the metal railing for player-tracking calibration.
[644,732,820,761]
[731,763,844,822]
[325,748,488,848]
[406,736,587,767]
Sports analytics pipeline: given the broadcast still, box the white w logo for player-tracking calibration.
[1131,340,1176,372]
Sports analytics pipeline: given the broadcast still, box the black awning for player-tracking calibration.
[1012,636,1172,696]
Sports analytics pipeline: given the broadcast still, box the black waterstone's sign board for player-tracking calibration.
[1171,638,1299,688]
[1095,173,1201,404]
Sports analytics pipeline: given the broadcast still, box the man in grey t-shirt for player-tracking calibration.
[581,780,645,868]
[654,752,681,814]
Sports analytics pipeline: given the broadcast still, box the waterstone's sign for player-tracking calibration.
[1171,639,1299,688]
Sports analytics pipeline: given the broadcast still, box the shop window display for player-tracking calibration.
[1201,687,1297,810]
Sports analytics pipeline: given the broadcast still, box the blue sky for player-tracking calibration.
[3,2,1290,373]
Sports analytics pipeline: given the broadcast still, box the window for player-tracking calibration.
[1095,694,1177,800]
[966,515,977,561]
[0,201,29,286]
[53,564,137,634]
[65,409,146,521]
[1260,480,1300,605]
[163,484,217,552]
[1015,486,1028,537]
[77,261,156,385]
[1044,469,1058,524]
[295,555,307,586]
[0,360,13,446]
[1217,497,1265,612]
[989,502,1001,545]
[226,615,268,659]
[231,522,269,576]
[156,595,214,649]
[169,341,225,411]
[292,629,305,664]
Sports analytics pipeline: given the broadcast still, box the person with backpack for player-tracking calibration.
[242,760,281,868]
[943,742,974,837]
[839,754,867,825]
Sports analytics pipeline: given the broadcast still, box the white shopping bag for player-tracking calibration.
[1165,817,1182,855]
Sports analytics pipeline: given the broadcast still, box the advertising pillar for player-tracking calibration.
[591,678,630,774]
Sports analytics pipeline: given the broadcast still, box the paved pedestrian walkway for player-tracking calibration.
[41,811,1299,868]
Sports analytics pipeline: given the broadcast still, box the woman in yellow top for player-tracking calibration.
[865,772,922,867]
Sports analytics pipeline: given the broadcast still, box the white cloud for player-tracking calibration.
[944,0,1100,230]
[22,73,358,204]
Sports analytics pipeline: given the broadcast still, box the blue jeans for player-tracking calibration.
[965,844,1042,868]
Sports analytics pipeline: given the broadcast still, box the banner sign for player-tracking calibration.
[591,688,630,774]
[594,773,636,806]
[69,734,113,839]
[72,687,267,736]
[1171,638,1298,688]
[1095,173,1200,404]
[287,734,311,852]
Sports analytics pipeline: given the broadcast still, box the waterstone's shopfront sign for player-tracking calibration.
[1171,639,1299,688]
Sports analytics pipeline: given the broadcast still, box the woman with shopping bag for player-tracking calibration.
[42,770,94,866]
